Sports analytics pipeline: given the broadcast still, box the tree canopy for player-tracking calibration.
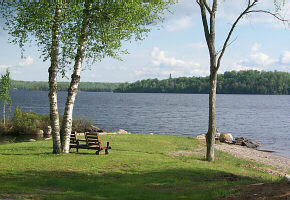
[115,70,290,95]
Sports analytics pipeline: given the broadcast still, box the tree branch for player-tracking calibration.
[216,0,257,69]
[198,0,211,50]
[204,0,212,14]
[246,10,289,25]
[216,36,238,55]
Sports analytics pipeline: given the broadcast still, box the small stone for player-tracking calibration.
[26,139,36,142]
[44,126,52,135]
[116,129,130,134]
[196,134,206,140]
[90,125,100,132]
[219,133,233,143]
[284,174,290,182]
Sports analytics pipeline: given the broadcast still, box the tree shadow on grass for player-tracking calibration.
[0,168,265,200]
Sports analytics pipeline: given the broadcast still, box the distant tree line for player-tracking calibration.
[11,81,120,92]
[114,70,290,95]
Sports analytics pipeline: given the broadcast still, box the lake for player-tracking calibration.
[1,90,289,158]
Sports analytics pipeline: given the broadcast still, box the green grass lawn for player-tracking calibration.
[0,134,284,200]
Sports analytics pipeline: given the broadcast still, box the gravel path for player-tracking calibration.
[215,143,290,174]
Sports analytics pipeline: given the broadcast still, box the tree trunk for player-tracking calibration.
[49,4,62,154]
[206,67,218,161]
[3,104,5,128]
[61,2,92,153]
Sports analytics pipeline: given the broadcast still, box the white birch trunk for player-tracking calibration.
[61,2,92,153]
[49,5,62,154]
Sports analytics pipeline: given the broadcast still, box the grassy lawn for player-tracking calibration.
[0,134,284,200]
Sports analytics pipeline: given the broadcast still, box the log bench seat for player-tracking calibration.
[69,131,111,155]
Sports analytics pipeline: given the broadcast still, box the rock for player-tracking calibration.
[284,174,290,182]
[26,139,36,142]
[44,126,52,135]
[219,133,233,143]
[116,129,130,134]
[196,134,206,140]
[90,125,100,132]
[215,132,221,138]
[100,129,131,135]
[36,129,44,136]
[149,133,154,135]
[44,137,52,140]
[233,137,261,149]
[215,132,221,140]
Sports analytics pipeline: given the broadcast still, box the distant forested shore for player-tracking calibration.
[11,70,290,94]
[115,70,290,95]
[12,81,121,92]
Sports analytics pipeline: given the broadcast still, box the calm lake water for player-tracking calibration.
[1,91,289,158]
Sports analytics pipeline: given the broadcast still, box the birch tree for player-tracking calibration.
[1,0,174,153]
[0,69,12,128]
[1,2,74,153]
[60,1,174,153]
[196,0,288,161]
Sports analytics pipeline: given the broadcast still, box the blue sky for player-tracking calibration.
[0,0,290,82]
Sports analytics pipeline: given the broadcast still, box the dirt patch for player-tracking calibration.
[0,194,39,200]
[145,184,185,193]
[38,187,64,194]
[167,149,205,157]
[217,182,290,200]
[204,173,242,182]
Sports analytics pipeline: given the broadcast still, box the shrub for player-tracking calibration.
[0,105,95,135]
[12,106,39,134]
[72,117,94,133]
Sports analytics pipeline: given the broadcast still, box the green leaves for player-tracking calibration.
[1,1,175,75]
[0,69,12,106]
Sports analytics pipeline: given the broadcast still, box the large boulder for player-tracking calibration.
[233,137,261,149]
[219,133,233,143]
[35,129,44,136]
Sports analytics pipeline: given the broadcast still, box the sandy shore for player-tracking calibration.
[215,143,290,175]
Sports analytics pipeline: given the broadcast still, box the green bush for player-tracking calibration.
[72,117,94,133]
[12,106,40,134]
[0,106,95,135]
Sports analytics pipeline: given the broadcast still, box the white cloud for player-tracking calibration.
[249,52,277,66]
[151,47,200,68]
[186,42,207,49]
[230,62,263,72]
[132,47,209,79]
[228,46,290,72]
[19,56,34,66]
[0,64,12,70]
[281,51,290,64]
[165,16,194,32]
[251,43,261,52]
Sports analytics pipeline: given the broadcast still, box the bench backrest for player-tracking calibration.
[85,132,102,148]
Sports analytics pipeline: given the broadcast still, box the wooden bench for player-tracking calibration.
[70,131,111,155]
[69,131,86,152]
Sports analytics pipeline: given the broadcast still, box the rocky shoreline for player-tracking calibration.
[196,131,290,179]
[215,143,290,176]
